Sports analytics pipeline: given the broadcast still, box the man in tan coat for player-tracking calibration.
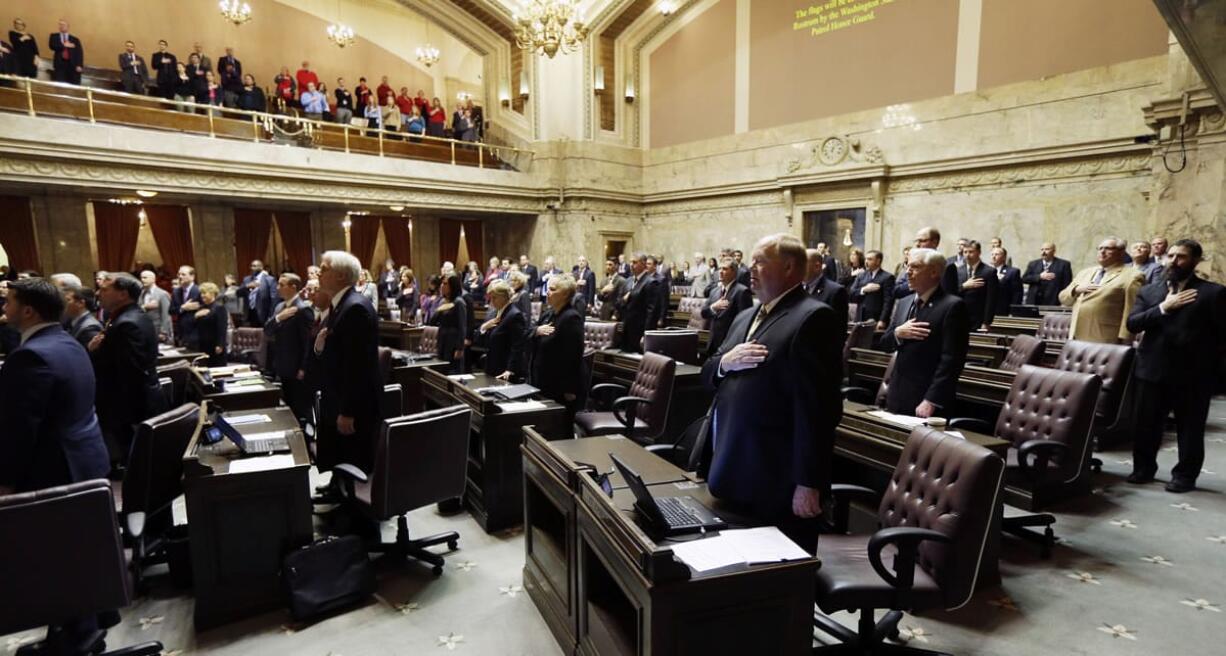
[1059,237,1145,343]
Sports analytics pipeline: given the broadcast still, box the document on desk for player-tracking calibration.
[226,377,265,388]
[669,527,810,573]
[230,370,262,379]
[226,413,272,425]
[228,454,295,474]
[865,410,928,428]
[496,400,548,412]
[448,374,476,381]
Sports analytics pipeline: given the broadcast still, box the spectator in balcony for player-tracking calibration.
[295,60,318,96]
[190,42,212,72]
[219,59,242,108]
[406,104,425,142]
[363,97,382,135]
[355,76,373,115]
[274,66,296,108]
[381,93,402,136]
[413,89,429,114]
[116,40,148,95]
[185,52,206,97]
[376,75,394,106]
[300,81,327,121]
[150,40,176,100]
[218,46,240,78]
[427,97,446,138]
[459,108,477,142]
[334,77,354,124]
[395,86,414,117]
[465,99,484,140]
[171,61,194,112]
[236,74,265,112]
[0,38,13,76]
[9,18,39,79]
[49,19,83,85]
[196,70,222,115]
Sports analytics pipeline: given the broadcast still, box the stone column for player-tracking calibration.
[30,194,93,281]
[188,204,235,284]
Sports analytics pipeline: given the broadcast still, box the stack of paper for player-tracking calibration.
[496,400,548,412]
[226,413,272,425]
[669,527,811,572]
[229,454,296,473]
[865,410,928,428]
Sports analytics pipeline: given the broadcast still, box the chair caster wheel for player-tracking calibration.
[447,540,458,551]
[432,565,443,576]
[1040,528,1054,559]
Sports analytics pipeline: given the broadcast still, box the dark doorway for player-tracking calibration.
[603,239,627,263]
[803,207,866,266]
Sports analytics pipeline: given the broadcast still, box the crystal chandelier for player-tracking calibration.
[416,44,440,67]
[327,23,356,48]
[218,0,252,26]
[514,0,588,59]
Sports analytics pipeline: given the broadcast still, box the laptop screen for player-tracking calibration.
[609,453,665,526]
[210,412,249,450]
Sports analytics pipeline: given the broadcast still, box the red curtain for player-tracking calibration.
[93,202,141,272]
[438,219,483,271]
[233,208,273,271]
[144,205,194,274]
[0,195,40,272]
[380,216,412,268]
[349,215,380,272]
[275,211,313,275]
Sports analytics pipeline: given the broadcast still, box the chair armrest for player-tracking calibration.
[332,463,369,483]
[644,443,685,468]
[612,395,652,432]
[841,386,876,405]
[829,484,880,534]
[948,417,993,434]
[1016,439,1069,481]
[588,383,629,410]
[867,526,952,592]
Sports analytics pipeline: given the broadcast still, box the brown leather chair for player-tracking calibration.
[575,351,676,444]
[156,360,192,407]
[583,320,620,351]
[332,405,471,575]
[377,346,394,383]
[842,351,896,406]
[814,427,1004,654]
[677,297,708,329]
[0,480,163,656]
[1054,340,1135,446]
[381,383,403,420]
[231,326,267,369]
[842,320,877,371]
[122,403,200,591]
[673,285,692,297]
[1036,313,1071,341]
[643,329,699,365]
[951,365,1101,557]
[418,325,439,356]
[1000,334,1046,371]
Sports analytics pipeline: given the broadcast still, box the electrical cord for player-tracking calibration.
[1163,123,1187,173]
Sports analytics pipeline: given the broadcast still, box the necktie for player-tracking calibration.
[1091,268,1106,284]
[61,34,69,60]
[909,297,925,321]
[1043,261,1050,273]
[747,305,768,340]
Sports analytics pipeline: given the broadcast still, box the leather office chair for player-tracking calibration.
[418,325,439,356]
[155,360,192,407]
[842,321,878,371]
[814,427,1004,655]
[575,351,676,444]
[672,285,692,297]
[381,383,404,420]
[676,297,708,329]
[1000,334,1045,372]
[122,403,200,591]
[950,365,1101,557]
[1036,313,1071,342]
[231,327,267,369]
[1053,340,1135,465]
[643,329,699,365]
[582,320,620,351]
[842,351,896,406]
[578,348,597,409]
[157,377,174,411]
[332,405,471,575]
[0,480,163,656]
[377,346,394,383]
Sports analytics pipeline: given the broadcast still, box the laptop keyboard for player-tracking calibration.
[656,497,703,527]
[246,437,290,452]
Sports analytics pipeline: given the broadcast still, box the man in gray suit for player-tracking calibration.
[63,285,103,350]
[596,258,626,321]
[138,270,172,342]
[117,40,149,95]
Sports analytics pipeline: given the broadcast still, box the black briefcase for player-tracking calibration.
[282,535,375,622]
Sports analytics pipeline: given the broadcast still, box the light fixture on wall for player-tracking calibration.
[519,71,530,100]
[658,1,678,16]
[624,78,636,103]
[456,91,473,102]
[593,66,605,94]
[388,204,405,212]
[135,189,158,198]
[842,228,853,247]
[514,0,588,59]
[137,208,148,227]
[219,0,252,26]
[326,0,356,48]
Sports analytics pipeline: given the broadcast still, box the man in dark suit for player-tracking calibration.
[700,258,753,356]
[616,253,632,279]
[700,234,842,553]
[537,257,563,300]
[941,239,997,331]
[893,226,942,300]
[519,255,539,299]
[117,40,149,95]
[170,265,203,349]
[265,273,314,423]
[804,248,849,324]
[63,284,103,349]
[733,249,751,288]
[572,255,598,305]
[313,251,382,474]
[1126,239,1226,493]
[647,255,670,328]
[596,259,626,321]
[850,249,895,328]
[1022,242,1073,306]
[615,252,660,353]
[151,40,177,100]
[476,280,529,380]
[990,246,1024,317]
[88,272,166,466]
[239,259,277,326]
[49,19,84,85]
[817,243,839,283]
[880,249,970,418]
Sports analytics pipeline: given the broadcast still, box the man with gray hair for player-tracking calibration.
[1059,237,1145,343]
[49,272,83,290]
[138,270,172,343]
[880,248,970,418]
[312,250,381,477]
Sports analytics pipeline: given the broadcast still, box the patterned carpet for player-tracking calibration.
[4,399,1224,655]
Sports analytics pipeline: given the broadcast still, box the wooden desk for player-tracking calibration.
[378,320,423,352]
[388,352,450,413]
[421,369,570,532]
[522,430,820,656]
[193,378,284,412]
[182,406,312,630]
[157,346,204,365]
[846,347,1013,424]
[591,349,709,441]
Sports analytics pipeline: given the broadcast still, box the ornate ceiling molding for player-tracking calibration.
[785,135,885,174]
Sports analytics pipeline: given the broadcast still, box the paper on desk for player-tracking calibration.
[231,370,261,379]
[670,527,810,572]
[448,374,476,381]
[497,400,548,412]
[865,410,928,428]
[228,454,295,473]
[226,413,272,425]
[226,377,265,387]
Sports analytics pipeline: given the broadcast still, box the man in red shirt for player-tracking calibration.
[295,60,319,95]
[376,75,394,106]
[414,89,430,114]
[395,86,415,116]
[355,77,373,114]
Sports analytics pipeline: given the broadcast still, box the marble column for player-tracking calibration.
[30,194,93,281]
[189,204,236,285]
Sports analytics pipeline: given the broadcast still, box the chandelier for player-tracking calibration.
[327,23,355,48]
[218,0,252,26]
[514,0,588,59]
[416,44,440,67]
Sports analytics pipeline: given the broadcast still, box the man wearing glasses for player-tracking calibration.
[1058,237,1146,344]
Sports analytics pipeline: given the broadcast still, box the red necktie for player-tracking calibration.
[61,34,69,60]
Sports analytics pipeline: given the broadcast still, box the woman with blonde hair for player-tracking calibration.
[354,268,379,306]
[194,282,230,366]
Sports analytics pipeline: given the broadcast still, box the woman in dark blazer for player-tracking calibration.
[530,273,585,417]
[509,270,533,319]
[395,269,419,320]
[8,18,39,78]
[428,272,467,373]
[476,280,528,380]
[194,282,230,366]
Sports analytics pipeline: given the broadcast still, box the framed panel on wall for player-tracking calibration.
[803,207,866,267]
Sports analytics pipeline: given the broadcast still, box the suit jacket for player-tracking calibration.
[217,54,241,78]
[1059,265,1145,343]
[822,256,839,282]
[48,32,83,69]
[850,269,896,323]
[616,272,660,353]
[700,286,842,519]
[171,283,203,348]
[701,282,753,356]
[0,325,109,492]
[521,264,540,298]
[805,276,849,325]
[152,51,177,87]
[140,285,173,341]
[90,303,163,431]
[573,267,597,303]
[597,274,627,320]
[993,266,1024,317]
[68,312,103,351]
[1022,257,1073,306]
[617,262,632,278]
[239,271,277,325]
[265,297,314,380]
[735,264,751,288]
[942,260,997,329]
[879,288,970,415]
[428,297,468,370]
[117,52,148,84]
[317,288,381,471]
[530,305,585,404]
[654,271,672,327]
[195,302,229,364]
[1126,276,1226,385]
[480,304,529,378]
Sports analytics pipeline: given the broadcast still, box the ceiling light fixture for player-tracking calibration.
[219,0,252,26]
[659,1,677,16]
[416,44,440,67]
[389,205,405,212]
[326,0,356,48]
[514,0,588,59]
[135,189,158,198]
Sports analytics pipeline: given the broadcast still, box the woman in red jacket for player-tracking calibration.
[427,97,446,138]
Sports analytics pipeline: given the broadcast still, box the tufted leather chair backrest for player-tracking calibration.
[643,330,699,365]
[418,325,439,355]
[877,427,1005,610]
[995,365,1101,481]
[126,403,200,516]
[629,352,676,440]
[678,297,709,330]
[843,321,877,370]
[673,285,692,297]
[875,352,898,407]
[1053,340,1134,427]
[1001,334,1045,372]
[583,320,620,351]
[232,327,267,369]
[369,405,471,519]
[377,346,394,383]
[677,296,704,316]
[1036,314,1071,341]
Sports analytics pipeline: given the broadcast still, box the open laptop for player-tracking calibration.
[207,412,291,454]
[609,453,726,537]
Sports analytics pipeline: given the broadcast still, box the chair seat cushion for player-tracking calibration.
[815,534,944,613]
[574,411,648,436]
